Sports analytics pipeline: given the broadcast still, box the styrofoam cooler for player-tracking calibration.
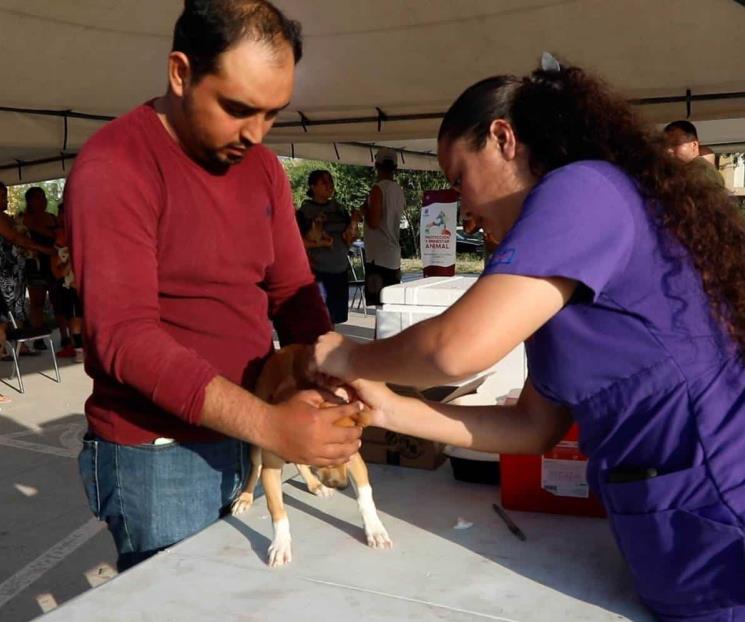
[376,276,527,394]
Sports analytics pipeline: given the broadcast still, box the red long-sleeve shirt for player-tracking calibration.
[64,102,331,445]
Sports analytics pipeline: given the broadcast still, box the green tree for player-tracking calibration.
[6,178,65,215]
[283,158,374,211]
[281,158,450,258]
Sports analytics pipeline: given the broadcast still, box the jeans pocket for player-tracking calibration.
[603,465,745,615]
[78,436,100,517]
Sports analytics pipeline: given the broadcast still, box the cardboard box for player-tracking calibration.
[359,383,475,470]
[361,428,446,470]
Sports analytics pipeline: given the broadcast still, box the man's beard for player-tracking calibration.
[182,95,247,175]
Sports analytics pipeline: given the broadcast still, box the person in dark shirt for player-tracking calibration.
[297,170,353,324]
[664,120,725,187]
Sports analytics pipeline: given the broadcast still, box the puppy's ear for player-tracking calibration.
[271,376,298,403]
[291,345,314,388]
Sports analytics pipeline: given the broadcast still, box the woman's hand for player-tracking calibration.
[313,331,360,383]
[348,379,397,430]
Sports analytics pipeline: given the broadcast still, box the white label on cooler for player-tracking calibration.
[541,457,590,498]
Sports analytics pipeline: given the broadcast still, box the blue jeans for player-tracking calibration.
[315,270,349,324]
[78,434,251,571]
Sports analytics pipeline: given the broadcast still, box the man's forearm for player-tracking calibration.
[199,375,271,446]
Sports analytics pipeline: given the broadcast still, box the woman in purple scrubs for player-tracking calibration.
[312,59,745,621]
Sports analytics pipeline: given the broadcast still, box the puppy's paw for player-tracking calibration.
[309,483,335,498]
[230,492,254,515]
[365,522,393,549]
[267,536,293,567]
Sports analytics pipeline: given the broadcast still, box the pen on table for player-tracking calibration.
[492,503,527,542]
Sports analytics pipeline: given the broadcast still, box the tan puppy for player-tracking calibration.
[304,213,333,248]
[231,344,392,567]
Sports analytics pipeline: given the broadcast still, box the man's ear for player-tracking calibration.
[168,51,192,98]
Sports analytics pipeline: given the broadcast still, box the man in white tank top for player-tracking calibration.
[362,148,405,305]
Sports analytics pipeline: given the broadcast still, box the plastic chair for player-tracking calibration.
[348,249,367,316]
[3,311,60,393]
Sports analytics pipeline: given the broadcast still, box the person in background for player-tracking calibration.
[362,148,405,305]
[315,59,745,621]
[0,183,52,329]
[663,120,725,187]
[65,0,362,572]
[699,144,716,166]
[297,170,353,325]
[50,203,84,362]
[22,186,63,350]
[0,182,54,393]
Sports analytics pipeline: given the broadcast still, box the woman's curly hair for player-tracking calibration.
[440,63,745,355]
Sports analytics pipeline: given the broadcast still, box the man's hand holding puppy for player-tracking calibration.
[232,344,391,566]
[200,376,363,467]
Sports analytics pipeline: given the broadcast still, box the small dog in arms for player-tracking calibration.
[231,344,392,567]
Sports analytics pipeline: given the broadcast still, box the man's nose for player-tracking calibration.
[240,116,273,146]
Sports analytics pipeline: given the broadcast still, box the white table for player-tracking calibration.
[40,464,652,621]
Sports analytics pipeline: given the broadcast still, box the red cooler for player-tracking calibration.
[500,423,606,518]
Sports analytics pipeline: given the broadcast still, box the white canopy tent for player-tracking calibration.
[1,0,744,183]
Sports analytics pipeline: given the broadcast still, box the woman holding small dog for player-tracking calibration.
[313,56,745,621]
[297,170,356,325]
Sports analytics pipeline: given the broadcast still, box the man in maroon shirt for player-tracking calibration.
[65,0,362,571]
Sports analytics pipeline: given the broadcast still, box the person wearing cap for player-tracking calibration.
[362,148,405,305]
[664,120,725,187]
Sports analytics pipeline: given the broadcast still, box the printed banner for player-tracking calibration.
[421,189,458,275]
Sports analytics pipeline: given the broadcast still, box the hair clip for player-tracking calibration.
[540,51,561,73]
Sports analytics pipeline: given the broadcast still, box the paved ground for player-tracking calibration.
[0,310,376,622]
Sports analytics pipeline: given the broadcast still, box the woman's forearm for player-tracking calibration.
[382,393,571,454]
[352,317,460,387]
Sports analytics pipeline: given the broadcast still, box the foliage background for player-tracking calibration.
[282,158,450,257]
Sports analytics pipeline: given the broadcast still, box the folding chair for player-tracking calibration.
[3,311,60,393]
[348,249,367,317]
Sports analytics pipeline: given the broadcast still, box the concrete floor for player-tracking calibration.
[0,343,115,622]
[0,311,376,622]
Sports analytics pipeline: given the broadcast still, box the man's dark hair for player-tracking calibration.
[0,182,6,193]
[375,160,397,175]
[664,120,698,139]
[24,186,45,202]
[172,0,303,82]
[306,169,331,198]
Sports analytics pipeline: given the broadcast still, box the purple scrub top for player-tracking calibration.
[483,161,745,619]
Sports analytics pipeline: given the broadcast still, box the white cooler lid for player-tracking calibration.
[380,276,479,306]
